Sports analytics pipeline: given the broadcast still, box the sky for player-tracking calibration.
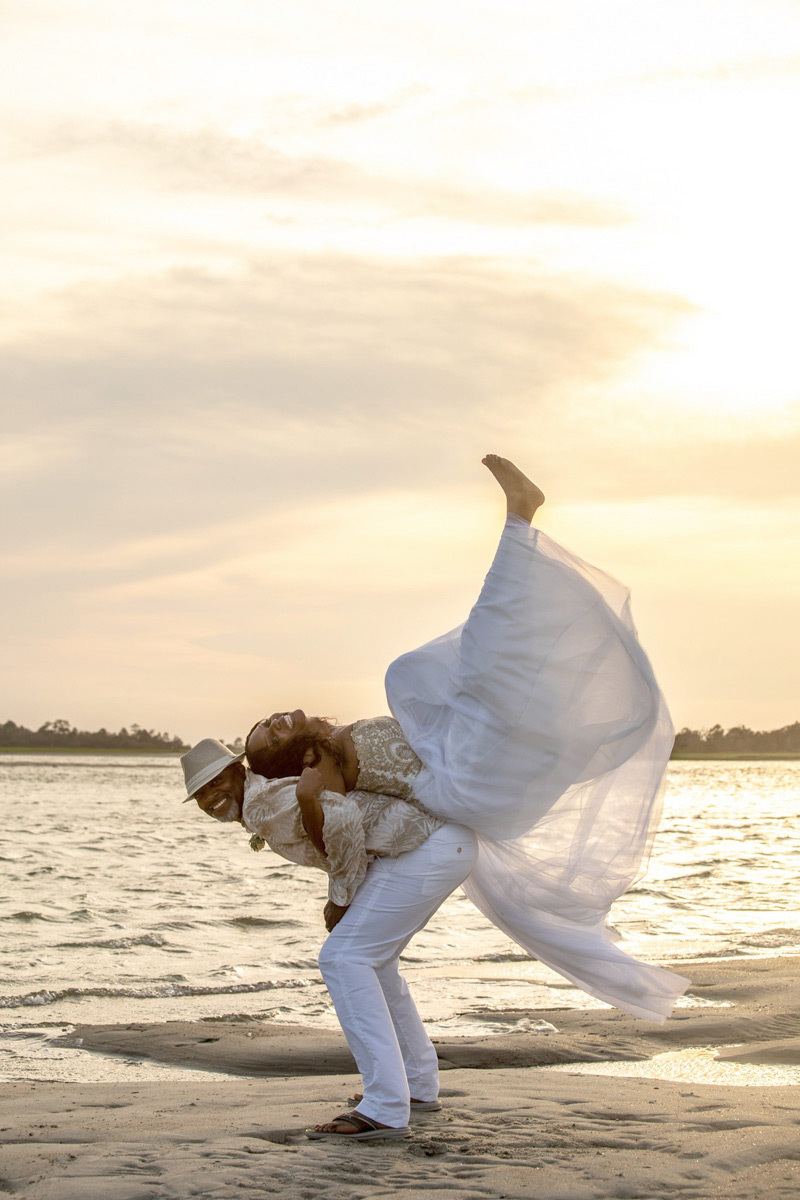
[1,0,799,745]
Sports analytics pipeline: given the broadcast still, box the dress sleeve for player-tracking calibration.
[243,774,369,906]
[243,775,325,869]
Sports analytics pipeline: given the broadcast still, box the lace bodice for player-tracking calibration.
[242,772,442,907]
[351,716,424,800]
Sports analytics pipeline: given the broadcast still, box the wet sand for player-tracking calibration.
[3,956,800,1198]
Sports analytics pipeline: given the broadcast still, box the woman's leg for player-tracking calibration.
[315,824,477,1131]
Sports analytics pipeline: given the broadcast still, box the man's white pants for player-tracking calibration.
[318,823,478,1128]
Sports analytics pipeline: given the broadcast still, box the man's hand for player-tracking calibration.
[324,901,349,932]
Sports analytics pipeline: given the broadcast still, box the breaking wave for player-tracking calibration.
[54,934,169,949]
[0,978,315,1009]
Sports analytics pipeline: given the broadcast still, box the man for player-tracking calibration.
[180,737,474,1140]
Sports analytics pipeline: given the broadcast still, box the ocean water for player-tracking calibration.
[1,756,799,1082]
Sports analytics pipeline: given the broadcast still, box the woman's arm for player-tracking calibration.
[294,766,330,856]
[245,770,369,908]
[295,749,348,856]
[244,774,368,910]
[306,749,347,794]
[295,770,369,907]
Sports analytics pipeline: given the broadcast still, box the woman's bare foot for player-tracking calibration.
[482,454,545,523]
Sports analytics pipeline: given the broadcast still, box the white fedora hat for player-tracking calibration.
[180,738,245,801]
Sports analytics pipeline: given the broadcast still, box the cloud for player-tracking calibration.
[319,86,431,127]
[0,251,692,575]
[16,119,630,228]
[636,53,800,85]
[9,245,795,580]
[3,253,687,411]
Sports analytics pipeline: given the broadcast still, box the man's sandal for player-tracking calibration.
[305,1110,411,1141]
[347,1092,441,1112]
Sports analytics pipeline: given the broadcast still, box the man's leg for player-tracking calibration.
[374,960,440,1103]
[316,824,477,1129]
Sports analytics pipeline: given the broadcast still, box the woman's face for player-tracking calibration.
[247,710,313,758]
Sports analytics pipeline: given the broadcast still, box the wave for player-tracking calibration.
[1,911,58,922]
[624,887,690,900]
[54,934,168,950]
[474,952,530,963]
[740,928,800,949]
[223,916,301,928]
[0,977,316,1009]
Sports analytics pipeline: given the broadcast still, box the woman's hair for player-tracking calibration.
[245,717,344,779]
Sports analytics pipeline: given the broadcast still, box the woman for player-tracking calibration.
[194,455,688,1139]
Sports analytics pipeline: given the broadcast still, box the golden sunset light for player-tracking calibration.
[1,0,798,744]
[5,7,800,1186]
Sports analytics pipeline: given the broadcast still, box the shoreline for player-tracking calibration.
[0,745,187,756]
[45,955,800,1080]
[670,751,800,760]
[3,955,800,1198]
[3,746,799,760]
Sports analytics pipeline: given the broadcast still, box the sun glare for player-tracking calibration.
[627,303,800,418]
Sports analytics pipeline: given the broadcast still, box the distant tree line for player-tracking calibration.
[0,718,189,752]
[672,722,800,755]
[3,717,798,757]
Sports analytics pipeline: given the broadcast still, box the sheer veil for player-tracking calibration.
[387,521,689,1022]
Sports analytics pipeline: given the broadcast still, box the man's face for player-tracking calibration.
[194,763,245,823]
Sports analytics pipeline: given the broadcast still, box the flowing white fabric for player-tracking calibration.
[386,519,689,1022]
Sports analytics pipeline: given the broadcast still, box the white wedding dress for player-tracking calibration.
[386,517,689,1022]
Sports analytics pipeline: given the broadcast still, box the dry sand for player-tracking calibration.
[3,956,800,1199]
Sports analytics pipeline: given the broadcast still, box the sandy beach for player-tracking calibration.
[3,956,800,1199]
